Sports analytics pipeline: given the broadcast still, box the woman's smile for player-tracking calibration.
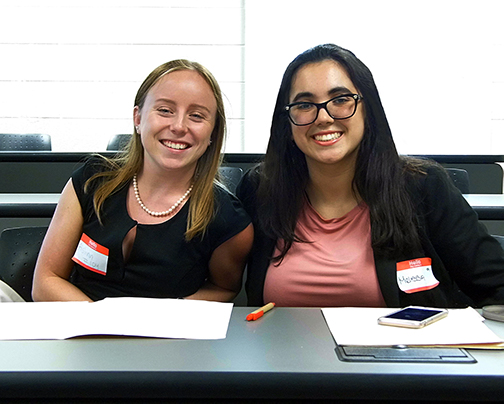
[312,130,343,145]
[161,139,190,151]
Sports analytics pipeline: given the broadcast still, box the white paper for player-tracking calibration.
[322,307,503,347]
[0,298,233,340]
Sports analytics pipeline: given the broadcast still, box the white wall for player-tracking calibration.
[244,0,504,155]
[0,0,244,152]
[0,0,503,156]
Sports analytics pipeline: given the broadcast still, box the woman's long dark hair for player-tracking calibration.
[258,43,424,261]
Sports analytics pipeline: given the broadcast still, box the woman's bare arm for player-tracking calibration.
[185,223,253,302]
[32,179,93,301]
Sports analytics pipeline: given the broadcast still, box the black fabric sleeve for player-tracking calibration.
[70,158,105,221]
[419,165,504,306]
[236,166,261,222]
[236,165,278,306]
[209,185,252,250]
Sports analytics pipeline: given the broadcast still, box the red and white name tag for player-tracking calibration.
[72,233,109,275]
[396,258,439,294]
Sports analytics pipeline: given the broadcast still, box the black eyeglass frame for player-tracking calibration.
[285,93,363,126]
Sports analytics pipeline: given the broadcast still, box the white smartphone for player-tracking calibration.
[378,306,448,329]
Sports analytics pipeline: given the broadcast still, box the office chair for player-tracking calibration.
[446,168,470,194]
[0,133,51,151]
[218,166,243,193]
[0,226,48,302]
[106,134,132,151]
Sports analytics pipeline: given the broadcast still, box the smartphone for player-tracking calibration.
[378,306,448,329]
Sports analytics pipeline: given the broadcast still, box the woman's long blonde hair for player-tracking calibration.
[87,59,226,240]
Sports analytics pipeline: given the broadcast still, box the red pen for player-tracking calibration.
[246,302,275,321]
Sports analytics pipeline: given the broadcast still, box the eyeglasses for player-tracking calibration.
[285,93,363,126]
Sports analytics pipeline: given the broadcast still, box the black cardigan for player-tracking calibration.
[236,164,504,308]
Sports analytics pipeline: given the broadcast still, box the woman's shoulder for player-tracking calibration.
[401,156,462,210]
[71,155,115,196]
[401,157,451,188]
[209,183,251,234]
[235,164,263,216]
[236,164,262,197]
[73,155,110,178]
[214,182,249,213]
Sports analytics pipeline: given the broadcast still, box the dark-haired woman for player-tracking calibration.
[237,44,504,308]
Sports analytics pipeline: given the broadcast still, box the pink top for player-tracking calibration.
[263,199,386,307]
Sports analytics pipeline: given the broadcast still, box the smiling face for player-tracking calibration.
[289,59,365,172]
[133,69,217,175]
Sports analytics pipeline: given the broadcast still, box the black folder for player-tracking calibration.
[335,345,476,363]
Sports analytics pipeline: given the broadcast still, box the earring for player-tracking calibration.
[135,126,140,134]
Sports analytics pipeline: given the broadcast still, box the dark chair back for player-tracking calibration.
[219,166,243,193]
[0,226,48,301]
[446,168,470,194]
[444,163,503,194]
[0,133,51,151]
[106,134,132,151]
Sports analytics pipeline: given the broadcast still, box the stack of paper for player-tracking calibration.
[0,298,233,340]
[322,307,504,349]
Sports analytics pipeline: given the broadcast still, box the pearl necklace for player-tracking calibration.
[133,174,193,217]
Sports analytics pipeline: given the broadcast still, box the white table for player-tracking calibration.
[0,307,502,402]
[464,194,504,220]
[0,193,60,217]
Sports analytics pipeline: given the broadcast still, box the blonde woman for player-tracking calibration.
[33,60,253,302]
